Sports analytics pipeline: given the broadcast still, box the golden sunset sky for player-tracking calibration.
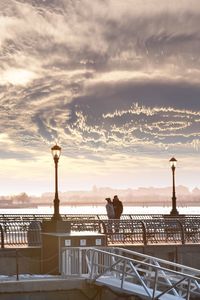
[1,0,200,195]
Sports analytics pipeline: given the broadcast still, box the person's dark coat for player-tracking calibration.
[113,195,123,219]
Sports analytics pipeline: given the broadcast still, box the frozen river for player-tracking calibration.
[0,205,199,215]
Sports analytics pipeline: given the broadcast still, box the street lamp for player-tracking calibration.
[51,144,62,221]
[169,157,179,216]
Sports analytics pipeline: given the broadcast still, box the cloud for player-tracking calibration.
[1,0,200,193]
[1,68,37,85]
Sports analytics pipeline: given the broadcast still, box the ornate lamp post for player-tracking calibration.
[51,144,62,221]
[169,157,179,216]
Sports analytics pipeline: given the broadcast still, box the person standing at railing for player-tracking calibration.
[113,195,123,233]
[105,198,115,233]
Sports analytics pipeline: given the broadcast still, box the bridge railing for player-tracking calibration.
[1,215,200,247]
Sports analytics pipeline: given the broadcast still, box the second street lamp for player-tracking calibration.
[169,157,179,216]
[51,144,62,221]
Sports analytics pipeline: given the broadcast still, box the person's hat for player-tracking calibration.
[105,197,111,201]
[113,195,118,198]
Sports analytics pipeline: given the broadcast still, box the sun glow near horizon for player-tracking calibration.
[1,68,37,86]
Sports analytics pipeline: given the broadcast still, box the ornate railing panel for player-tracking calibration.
[0,221,42,247]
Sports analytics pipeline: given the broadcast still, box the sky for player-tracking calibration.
[1,0,200,196]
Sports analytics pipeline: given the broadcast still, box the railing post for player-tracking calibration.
[140,221,147,245]
[0,225,4,248]
[16,249,19,280]
[177,219,185,245]
[90,249,96,280]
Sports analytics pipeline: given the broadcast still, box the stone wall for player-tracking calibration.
[126,244,200,269]
[0,248,41,276]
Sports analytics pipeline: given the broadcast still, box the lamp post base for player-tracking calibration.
[163,213,185,218]
[170,209,179,216]
[51,214,62,222]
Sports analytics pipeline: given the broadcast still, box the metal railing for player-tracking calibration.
[0,221,42,247]
[61,246,200,299]
[1,213,200,222]
[102,218,200,245]
[1,215,200,248]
